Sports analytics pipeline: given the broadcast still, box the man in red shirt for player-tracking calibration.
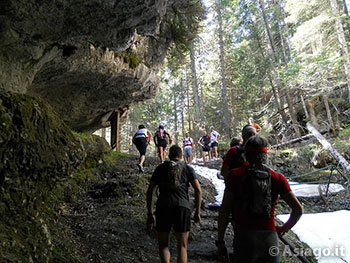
[226,136,303,263]
[216,125,256,259]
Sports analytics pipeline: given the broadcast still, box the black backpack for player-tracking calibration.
[242,166,272,218]
[165,161,184,191]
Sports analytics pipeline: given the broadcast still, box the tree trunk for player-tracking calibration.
[189,43,201,124]
[286,91,301,137]
[276,1,301,137]
[306,122,350,173]
[173,84,178,144]
[330,0,350,103]
[307,99,319,129]
[254,23,288,123]
[322,93,337,135]
[216,0,230,136]
[342,0,350,36]
[299,91,309,119]
[180,78,186,138]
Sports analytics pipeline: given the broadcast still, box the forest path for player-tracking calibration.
[63,155,229,262]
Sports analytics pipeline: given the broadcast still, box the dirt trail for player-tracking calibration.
[62,155,335,263]
[63,155,229,263]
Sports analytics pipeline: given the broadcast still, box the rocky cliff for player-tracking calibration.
[0,0,204,131]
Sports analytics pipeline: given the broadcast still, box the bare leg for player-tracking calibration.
[159,147,164,162]
[139,155,145,165]
[214,146,218,158]
[202,152,206,163]
[218,191,230,242]
[158,232,171,263]
[176,232,189,263]
[162,147,166,161]
[208,150,212,160]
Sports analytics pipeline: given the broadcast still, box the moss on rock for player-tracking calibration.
[0,91,86,262]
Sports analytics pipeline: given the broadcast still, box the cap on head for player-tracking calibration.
[159,125,164,129]
[248,117,253,123]
[138,124,145,129]
[242,125,256,139]
[210,126,214,129]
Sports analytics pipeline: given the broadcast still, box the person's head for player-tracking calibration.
[169,145,183,161]
[203,130,207,136]
[230,137,242,147]
[185,132,190,137]
[159,125,164,130]
[244,136,268,166]
[241,125,256,143]
[138,124,145,129]
[248,117,254,124]
[210,125,214,131]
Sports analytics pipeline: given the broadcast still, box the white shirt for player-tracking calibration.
[210,130,220,143]
[135,128,148,138]
[183,137,193,148]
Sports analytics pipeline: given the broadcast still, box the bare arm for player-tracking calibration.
[190,179,202,223]
[146,182,157,230]
[277,191,303,235]
[221,163,230,179]
[147,130,152,143]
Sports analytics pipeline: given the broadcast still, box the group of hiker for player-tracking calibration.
[132,123,223,172]
[143,121,303,263]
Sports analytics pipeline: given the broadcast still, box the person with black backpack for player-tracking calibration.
[146,145,202,263]
[154,124,173,163]
[216,125,256,260]
[198,130,212,164]
[225,136,303,263]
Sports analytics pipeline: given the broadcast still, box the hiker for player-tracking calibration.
[132,124,153,173]
[216,125,256,260]
[230,136,242,148]
[154,125,173,163]
[225,136,303,263]
[210,126,220,159]
[183,132,194,164]
[198,130,212,163]
[146,145,202,263]
[248,117,262,134]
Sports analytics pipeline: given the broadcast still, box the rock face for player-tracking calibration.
[0,91,86,262]
[0,0,203,131]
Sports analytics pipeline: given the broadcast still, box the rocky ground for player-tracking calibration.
[57,153,349,263]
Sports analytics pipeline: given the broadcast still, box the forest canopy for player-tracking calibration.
[122,0,350,155]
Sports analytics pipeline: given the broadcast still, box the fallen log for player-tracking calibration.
[306,122,350,174]
[271,129,328,149]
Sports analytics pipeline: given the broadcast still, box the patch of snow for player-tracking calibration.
[278,211,350,263]
[191,165,225,205]
[289,182,345,198]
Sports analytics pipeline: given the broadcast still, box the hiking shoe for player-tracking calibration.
[137,163,144,173]
[216,240,229,262]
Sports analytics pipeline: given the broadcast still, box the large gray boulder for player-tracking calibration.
[0,0,204,131]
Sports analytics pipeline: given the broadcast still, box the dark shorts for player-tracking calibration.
[211,141,218,147]
[233,230,279,263]
[134,137,147,155]
[157,139,167,149]
[202,145,210,152]
[155,206,191,233]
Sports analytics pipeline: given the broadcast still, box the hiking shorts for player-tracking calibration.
[184,147,192,157]
[211,141,218,147]
[202,145,210,152]
[233,230,279,263]
[157,139,167,149]
[134,137,147,155]
[155,206,191,233]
